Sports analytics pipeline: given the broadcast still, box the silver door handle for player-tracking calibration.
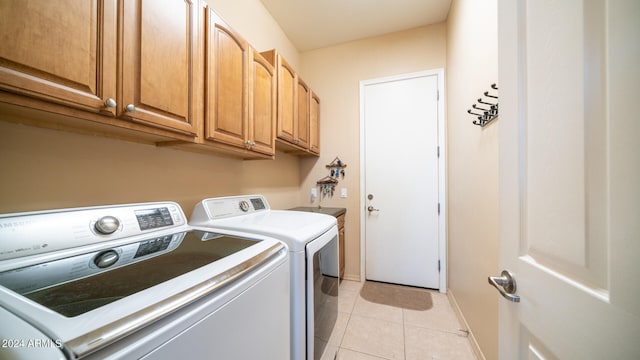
[367,206,379,212]
[488,270,520,303]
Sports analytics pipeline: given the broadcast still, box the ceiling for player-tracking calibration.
[259,0,452,52]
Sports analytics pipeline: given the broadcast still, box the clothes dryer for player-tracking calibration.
[191,195,339,360]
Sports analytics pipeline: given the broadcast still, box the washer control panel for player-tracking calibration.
[0,202,186,261]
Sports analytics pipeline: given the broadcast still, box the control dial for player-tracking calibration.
[239,200,250,212]
[94,216,120,235]
[94,250,119,268]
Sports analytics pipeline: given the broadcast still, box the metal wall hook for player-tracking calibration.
[477,98,496,106]
[469,84,499,127]
[472,104,491,111]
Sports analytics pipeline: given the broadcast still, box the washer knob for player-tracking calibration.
[239,200,250,212]
[95,216,120,234]
[94,250,119,268]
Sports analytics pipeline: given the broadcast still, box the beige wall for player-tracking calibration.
[206,0,299,66]
[446,0,499,359]
[0,0,302,216]
[298,24,447,281]
[0,121,301,215]
[1,3,500,358]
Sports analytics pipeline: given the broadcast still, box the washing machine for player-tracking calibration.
[0,201,290,359]
[190,195,339,360]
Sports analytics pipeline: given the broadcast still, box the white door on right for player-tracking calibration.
[497,0,640,358]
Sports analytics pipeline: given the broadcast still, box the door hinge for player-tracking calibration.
[437,90,440,101]
[437,146,440,158]
[437,202,440,215]
[438,260,441,272]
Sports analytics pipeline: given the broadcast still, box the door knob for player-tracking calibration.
[367,205,379,212]
[488,270,520,302]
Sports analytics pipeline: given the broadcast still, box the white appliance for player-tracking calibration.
[0,202,290,360]
[190,195,339,360]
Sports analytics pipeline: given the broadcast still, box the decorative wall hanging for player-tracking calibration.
[468,83,499,127]
[326,156,347,178]
[316,156,347,198]
[316,176,338,197]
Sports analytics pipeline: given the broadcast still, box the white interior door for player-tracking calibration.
[361,70,444,290]
[496,0,640,358]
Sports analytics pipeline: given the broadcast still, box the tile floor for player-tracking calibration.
[326,280,477,360]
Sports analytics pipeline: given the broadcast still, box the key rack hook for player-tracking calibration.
[469,84,499,127]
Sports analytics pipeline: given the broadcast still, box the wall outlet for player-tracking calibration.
[340,188,347,198]
[311,187,317,199]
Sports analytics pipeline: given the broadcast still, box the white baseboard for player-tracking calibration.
[447,289,486,360]
[342,274,361,282]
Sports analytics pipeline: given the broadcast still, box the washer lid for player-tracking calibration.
[191,210,336,251]
[0,229,286,359]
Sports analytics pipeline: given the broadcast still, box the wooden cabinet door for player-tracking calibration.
[338,214,345,281]
[309,92,320,155]
[276,57,297,144]
[121,0,198,136]
[249,49,275,156]
[204,9,248,149]
[296,78,310,149]
[0,0,117,115]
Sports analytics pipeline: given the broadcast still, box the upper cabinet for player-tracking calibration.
[120,0,199,136]
[204,9,250,150]
[0,0,198,141]
[270,52,297,144]
[296,78,310,149]
[261,49,320,156]
[309,92,320,155]
[249,49,277,156]
[0,0,117,116]
[0,1,310,159]
[192,8,275,158]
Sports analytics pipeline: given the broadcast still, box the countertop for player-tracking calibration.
[288,206,346,218]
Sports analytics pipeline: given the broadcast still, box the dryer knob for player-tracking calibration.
[95,216,120,234]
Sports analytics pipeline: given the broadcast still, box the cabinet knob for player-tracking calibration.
[104,98,117,108]
[251,141,256,147]
[124,104,136,112]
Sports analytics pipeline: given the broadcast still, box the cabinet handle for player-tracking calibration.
[251,141,256,147]
[104,98,117,108]
[124,104,136,112]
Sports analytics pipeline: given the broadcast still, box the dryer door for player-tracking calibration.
[305,227,339,360]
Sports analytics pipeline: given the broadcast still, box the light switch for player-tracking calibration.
[340,188,347,198]
[311,188,317,199]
